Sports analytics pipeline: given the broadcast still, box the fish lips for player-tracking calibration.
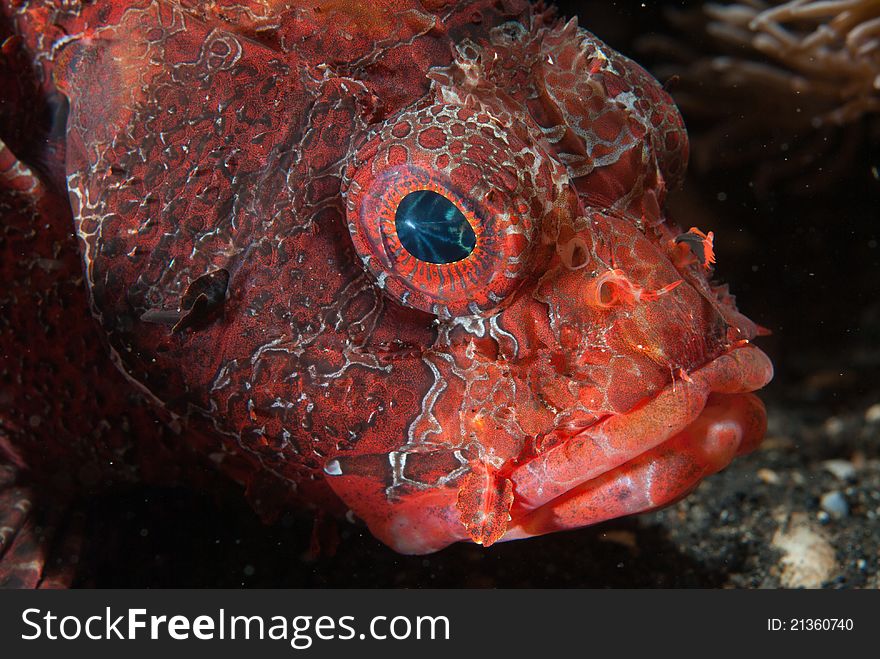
[502,343,773,539]
[324,343,772,554]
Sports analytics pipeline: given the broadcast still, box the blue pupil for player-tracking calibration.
[394,190,476,264]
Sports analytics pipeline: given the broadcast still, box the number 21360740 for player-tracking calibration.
[768,618,854,631]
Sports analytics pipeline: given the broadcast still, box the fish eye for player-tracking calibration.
[343,103,547,318]
[394,190,477,265]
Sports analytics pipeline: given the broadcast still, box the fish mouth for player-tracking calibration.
[324,343,773,555]
[500,343,773,541]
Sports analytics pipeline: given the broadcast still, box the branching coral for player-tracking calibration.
[641,0,880,193]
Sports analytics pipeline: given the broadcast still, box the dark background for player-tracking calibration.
[73,1,880,587]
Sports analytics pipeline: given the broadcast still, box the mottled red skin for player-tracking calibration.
[0,0,772,583]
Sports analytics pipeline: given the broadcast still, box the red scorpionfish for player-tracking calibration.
[0,0,773,585]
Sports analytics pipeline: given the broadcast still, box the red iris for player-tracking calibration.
[343,103,544,318]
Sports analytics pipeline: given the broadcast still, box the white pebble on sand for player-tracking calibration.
[820,491,849,518]
[865,403,880,424]
[757,468,781,485]
[772,513,838,588]
[821,460,857,481]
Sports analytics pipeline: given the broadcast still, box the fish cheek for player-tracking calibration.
[321,354,475,553]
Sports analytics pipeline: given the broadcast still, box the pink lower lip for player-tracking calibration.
[503,390,768,541]
[508,344,774,512]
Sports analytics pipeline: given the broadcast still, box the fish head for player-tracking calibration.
[328,19,772,553]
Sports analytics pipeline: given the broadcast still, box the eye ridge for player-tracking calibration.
[394,189,477,265]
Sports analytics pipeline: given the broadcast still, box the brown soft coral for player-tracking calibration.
[641,0,880,193]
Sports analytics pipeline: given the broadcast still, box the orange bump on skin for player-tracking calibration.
[456,469,514,546]
[671,226,716,270]
[584,268,682,308]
